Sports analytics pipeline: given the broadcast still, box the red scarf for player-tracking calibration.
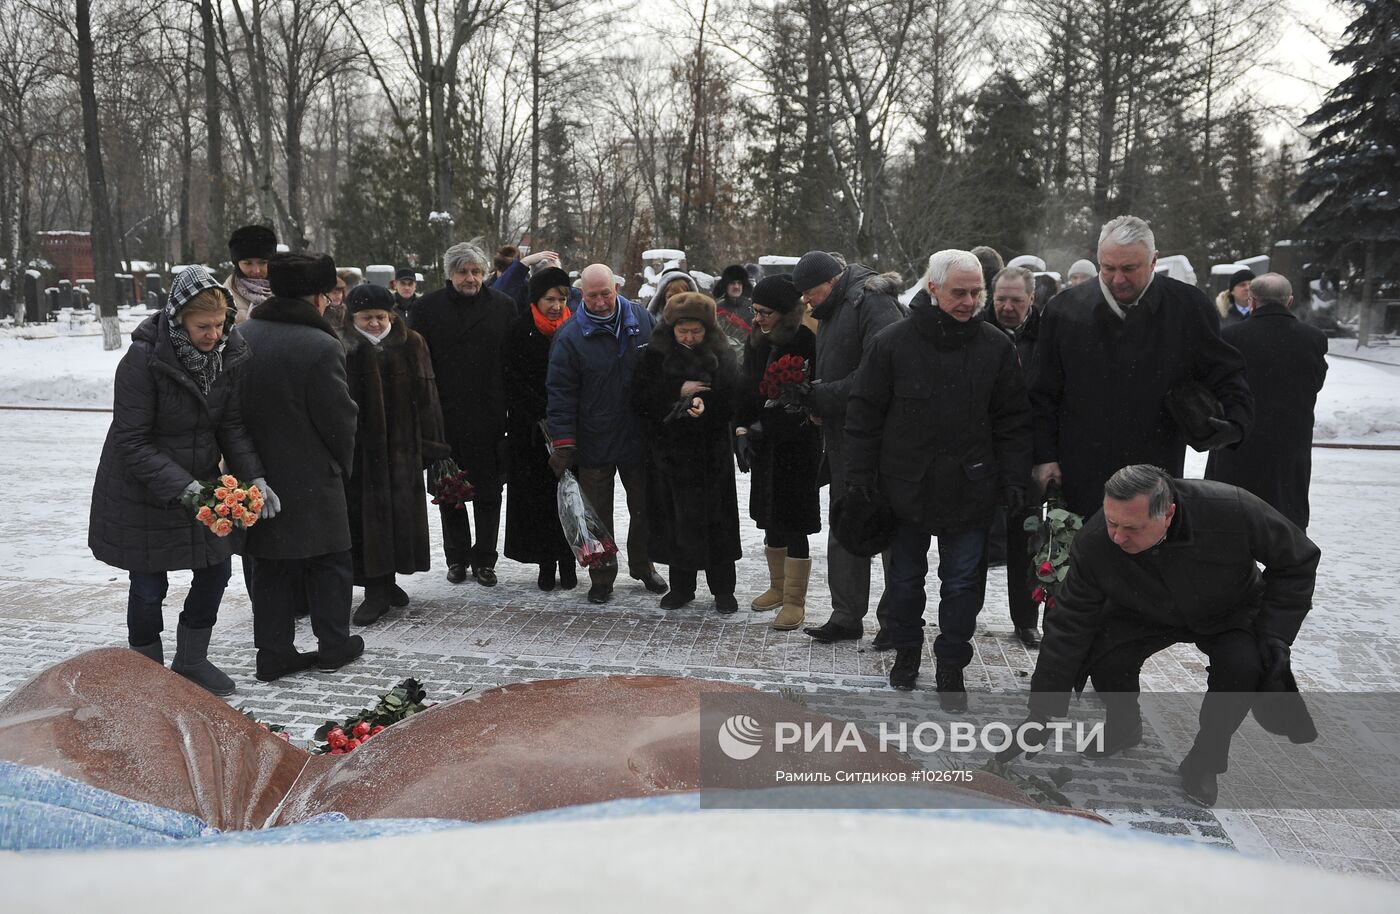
[532,301,572,337]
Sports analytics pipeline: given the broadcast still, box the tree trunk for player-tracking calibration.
[77,0,122,350]
[201,0,225,262]
[1357,238,1376,348]
[529,0,541,236]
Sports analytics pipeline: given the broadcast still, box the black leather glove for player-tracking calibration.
[778,380,816,410]
[1196,417,1242,450]
[548,446,576,479]
[1257,635,1290,678]
[1005,484,1026,517]
[746,421,765,447]
[733,433,755,473]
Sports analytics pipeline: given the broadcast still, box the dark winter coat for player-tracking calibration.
[1205,304,1328,529]
[807,266,905,438]
[341,319,451,580]
[408,282,517,486]
[1028,275,1253,517]
[1030,479,1321,716]
[392,292,420,323]
[546,298,654,468]
[238,296,358,560]
[845,293,1033,534]
[631,328,742,569]
[734,306,822,535]
[90,315,263,574]
[984,302,1041,486]
[503,312,575,564]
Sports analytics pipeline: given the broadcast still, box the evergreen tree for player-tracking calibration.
[538,112,582,263]
[961,72,1044,257]
[1296,0,1400,343]
[329,138,436,275]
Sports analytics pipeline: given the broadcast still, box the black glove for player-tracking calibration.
[995,712,1052,764]
[746,421,765,447]
[548,445,576,478]
[1257,635,1290,678]
[1005,484,1026,517]
[733,433,755,473]
[777,380,816,410]
[1196,417,1242,450]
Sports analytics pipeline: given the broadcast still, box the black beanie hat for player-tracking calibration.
[752,274,802,314]
[268,252,337,298]
[1229,268,1256,289]
[228,224,278,263]
[791,250,843,293]
[346,283,396,314]
[529,267,572,305]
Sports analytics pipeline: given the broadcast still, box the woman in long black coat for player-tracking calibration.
[631,292,742,612]
[733,274,821,630]
[89,265,267,695]
[503,268,577,590]
[341,284,451,625]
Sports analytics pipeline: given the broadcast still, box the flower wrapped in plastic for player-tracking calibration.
[430,458,476,509]
[556,469,619,569]
[760,354,812,413]
[1023,479,1085,611]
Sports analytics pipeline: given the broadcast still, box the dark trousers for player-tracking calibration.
[441,482,503,570]
[577,463,652,587]
[764,530,810,558]
[127,558,232,646]
[1004,506,1039,628]
[1089,627,1263,773]
[883,521,990,668]
[251,550,353,655]
[670,562,737,598]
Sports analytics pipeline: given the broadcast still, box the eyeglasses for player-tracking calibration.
[752,306,776,317]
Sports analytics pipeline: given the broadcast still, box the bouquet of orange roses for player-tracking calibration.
[184,474,265,537]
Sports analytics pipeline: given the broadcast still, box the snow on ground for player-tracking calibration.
[4,332,1399,443]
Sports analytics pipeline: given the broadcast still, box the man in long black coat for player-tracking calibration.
[1205,273,1327,530]
[409,241,517,587]
[844,250,1032,701]
[240,253,362,682]
[1027,465,1320,807]
[1029,215,1253,518]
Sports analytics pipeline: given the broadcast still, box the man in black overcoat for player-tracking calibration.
[240,253,363,681]
[409,240,518,587]
[1027,465,1321,807]
[1205,273,1328,530]
[1029,215,1254,518]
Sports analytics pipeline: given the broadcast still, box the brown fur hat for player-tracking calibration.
[661,291,718,331]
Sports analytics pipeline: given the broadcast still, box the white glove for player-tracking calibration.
[252,477,281,519]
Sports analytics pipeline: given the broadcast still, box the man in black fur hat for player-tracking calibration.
[711,264,754,351]
[239,252,364,682]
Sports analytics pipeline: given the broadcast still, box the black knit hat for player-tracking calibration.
[268,252,337,298]
[228,224,278,263]
[346,283,396,314]
[752,274,802,314]
[529,267,572,305]
[792,250,843,293]
[1229,268,1256,289]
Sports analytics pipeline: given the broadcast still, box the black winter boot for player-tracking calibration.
[353,579,392,626]
[558,560,578,590]
[130,640,164,665]
[935,663,968,712]
[170,624,236,696]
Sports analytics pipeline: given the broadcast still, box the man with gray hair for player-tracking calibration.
[409,240,518,587]
[1029,214,1253,518]
[1025,464,1320,806]
[1205,273,1328,529]
[843,249,1032,701]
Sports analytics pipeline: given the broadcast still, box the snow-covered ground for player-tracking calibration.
[5,331,1399,443]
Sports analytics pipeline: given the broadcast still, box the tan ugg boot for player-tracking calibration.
[751,546,787,611]
[771,557,811,630]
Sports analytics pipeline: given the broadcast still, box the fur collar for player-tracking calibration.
[748,301,805,354]
[250,295,338,338]
[341,315,408,354]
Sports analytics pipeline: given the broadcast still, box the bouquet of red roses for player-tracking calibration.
[556,469,619,569]
[186,474,263,537]
[1024,480,1084,612]
[430,458,476,509]
[760,354,811,412]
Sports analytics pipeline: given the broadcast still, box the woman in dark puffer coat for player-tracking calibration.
[631,292,743,613]
[89,265,270,696]
[732,274,821,631]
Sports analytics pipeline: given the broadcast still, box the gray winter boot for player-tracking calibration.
[170,623,236,696]
[131,640,164,665]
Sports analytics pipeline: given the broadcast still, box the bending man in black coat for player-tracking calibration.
[1029,215,1253,518]
[844,249,1032,702]
[240,253,363,682]
[1205,273,1328,530]
[1027,464,1320,807]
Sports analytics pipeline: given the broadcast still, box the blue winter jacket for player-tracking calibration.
[546,297,654,468]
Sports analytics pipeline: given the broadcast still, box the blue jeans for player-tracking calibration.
[127,558,232,646]
[882,522,990,667]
